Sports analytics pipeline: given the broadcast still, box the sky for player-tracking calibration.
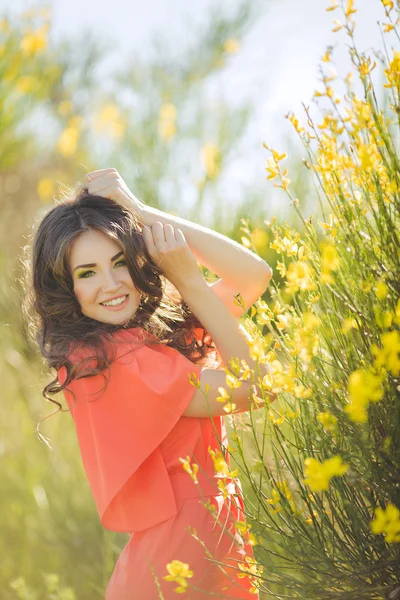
[1,0,394,221]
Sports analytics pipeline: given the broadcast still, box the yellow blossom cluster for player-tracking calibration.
[266,480,296,514]
[264,145,291,191]
[383,50,400,90]
[93,102,126,141]
[56,116,84,156]
[320,242,340,284]
[20,23,49,57]
[237,555,264,595]
[163,560,194,593]
[158,103,177,142]
[371,503,400,543]
[372,330,400,376]
[304,456,349,492]
[223,38,240,54]
[289,312,320,366]
[317,411,338,432]
[201,143,221,179]
[208,447,238,498]
[179,455,199,484]
[261,353,312,399]
[286,261,317,294]
[345,368,385,423]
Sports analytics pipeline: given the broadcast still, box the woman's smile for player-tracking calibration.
[100,294,130,310]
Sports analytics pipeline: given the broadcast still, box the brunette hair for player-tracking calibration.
[22,183,214,416]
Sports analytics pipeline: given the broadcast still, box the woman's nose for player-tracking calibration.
[101,270,122,292]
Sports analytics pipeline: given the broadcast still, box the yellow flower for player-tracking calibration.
[383,22,395,32]
[332,19,344,32]
[179,455,199,484]
[265,157,279,180]
[224,38,240,54]
[286,261,317,293]
[371,504,400,543]
[20,25,48,56]
[321,242,340,271]
[15,76,37,94]
[276,262,286,277]
[374,308,393,330]
[322,49,332,62]
[57,100,73,117]
[216,386,230,404]
[163,560,194,593]
[249,336,267,361]
[317,411,338,432]
[208,447,237,479]
[93,102,126,141]
[376,280,389,300]
[37,178,55,203]
[344,0,357,18]
[341,317,358,334]
[371,330,400,376]
[56,127,79,156]
[237,555,264,594]
[326,0,339,11]
[269,409,285,425]
[383,50,400,90]
[304,456,349,492]
[273,168,290,191]
[158,103,177,142]
[0,18,10,33]
[225,372,243,389]
[201,143,221,179]
[345,368,385,422]
[251,228,269,251]
[286,112,304,133]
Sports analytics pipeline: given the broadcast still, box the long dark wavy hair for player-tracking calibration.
[22,183,215,417]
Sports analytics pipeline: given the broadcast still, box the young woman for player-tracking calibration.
[24,168,273,599]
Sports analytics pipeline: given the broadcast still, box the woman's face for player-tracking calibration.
[69,228,141,325]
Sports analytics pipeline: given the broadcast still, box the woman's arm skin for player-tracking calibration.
[141,222,275,417]
[178,276,274,416]
[140,205,272,317]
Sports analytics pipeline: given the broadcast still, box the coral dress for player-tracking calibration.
[58,326,257,599]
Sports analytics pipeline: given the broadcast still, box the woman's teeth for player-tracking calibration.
[101,295,127,307]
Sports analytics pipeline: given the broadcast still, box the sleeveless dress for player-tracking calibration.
[57,326,258,599]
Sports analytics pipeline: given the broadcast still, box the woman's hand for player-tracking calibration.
[85,168,145,219]
[142,221,203,291]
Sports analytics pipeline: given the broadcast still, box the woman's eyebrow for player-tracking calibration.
[72,250,124,273]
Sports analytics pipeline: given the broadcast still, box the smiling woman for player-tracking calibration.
[69,229,142,324]
[22,173,270,599]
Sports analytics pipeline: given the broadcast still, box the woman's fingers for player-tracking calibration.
[142,222,180,264]
[142,225,157,258]
[174,228,186,245]
[151,221,168,250]
[86,168,117,181]
[163,223,176,245]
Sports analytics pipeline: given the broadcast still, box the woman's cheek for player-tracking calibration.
[73,282,89,306]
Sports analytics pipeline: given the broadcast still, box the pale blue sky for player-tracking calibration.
[2,0,391,220]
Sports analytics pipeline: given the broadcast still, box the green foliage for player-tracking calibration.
[222,2,400,598]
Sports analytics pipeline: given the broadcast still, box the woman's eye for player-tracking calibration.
[78,270,94,279]
[77,260,126,279]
